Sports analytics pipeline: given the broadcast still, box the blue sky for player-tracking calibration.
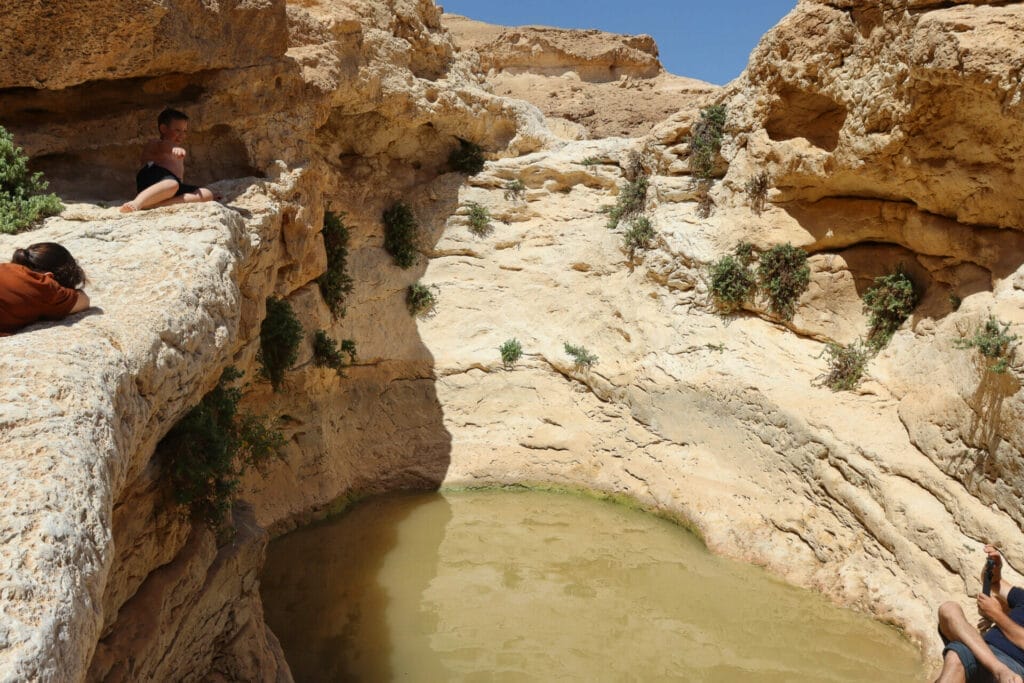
[439,1,797,85]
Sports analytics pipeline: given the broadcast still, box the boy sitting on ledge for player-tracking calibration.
[120,108,216,213]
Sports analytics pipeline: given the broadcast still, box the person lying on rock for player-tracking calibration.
[936,545,1024,683]
[0,242,90,336]
[119,107,216,213]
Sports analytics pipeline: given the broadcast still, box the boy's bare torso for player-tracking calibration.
[141,138,186,179]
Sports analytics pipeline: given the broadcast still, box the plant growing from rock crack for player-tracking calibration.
[504,179,526,202]
[709,253,756,313]
[564,342,598,371]
[605,174,649,229]
[407,282,437,317]
[449,138,485,175]
[745,171,770,214]
[862,268,917,350]
[313,329,357,378]
[499,338,523,369]
[818,340,871,391]
[623,215,655,254]
[465,201,492,236]
[694,179,714,218]
[955,315,1019,374]
[383,201,419,269]
[0,125,63,234]
[688,104,727,179]
[258,296,303,392]
[580,156,601,166]
[317,211,354,318]
[161,366,284,527]
[757,243,810,321]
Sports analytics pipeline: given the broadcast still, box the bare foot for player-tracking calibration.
[119,201,139,213]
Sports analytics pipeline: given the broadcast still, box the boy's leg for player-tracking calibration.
[120,178,180,212]
[938,602,1024,683]
[934,648,968,683]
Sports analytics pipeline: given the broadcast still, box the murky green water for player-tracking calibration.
[261,490,925,682]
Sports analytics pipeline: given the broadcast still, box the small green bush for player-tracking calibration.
[695,179,714,218]
[819,341,871,391]
[258,297,303,392]
[449,138,485,174]
[564,342,598,371]
[862,269,917,349]
[623,215,655,254]
[499,338,523,369]
[688,104,727,179]
[504,179,526,202]
[0,125,63,234]
[407,282,437,316]
[949,293,962,311]
[317,211,354,317]
[745,171,770,214]
[757,243,810,320]
[162,367,284,526]
[605,175,649,229]
[955,316,1019,374]
[733,241,757,266]
[709,254,756,313]
[580,157,601,166]
[383,202,419,269]
[313,330,357,378]
[465,201,492,236]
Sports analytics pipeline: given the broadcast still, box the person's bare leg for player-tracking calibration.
[182,187,216,203]
[120,179,179,212]
[938,601,1024,683]
[934,649,967,683]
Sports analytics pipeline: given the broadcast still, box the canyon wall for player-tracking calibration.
[2,0,1024,680]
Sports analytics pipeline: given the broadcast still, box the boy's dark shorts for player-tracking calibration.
[943,640,1024,681]
[136,163,199,196]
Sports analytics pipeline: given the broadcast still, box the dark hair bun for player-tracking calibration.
[12,248,31,266]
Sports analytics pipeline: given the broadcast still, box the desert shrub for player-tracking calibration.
[449,138,485,174]
[709,254,756,313]
[465,201,492,236]
[949,293,962,311]
[818,341,871,392]
[317,211,354,317]
[162,367,284,526]
[0,125,63,234]
[383,201,419,269]
[955,316,1019,374]
[623,215,656,253]
[688,104,727,179]
[695,179,714,219]
[499,338,523,369]
[745,171,770,214]
[407,282,437,316]
[313,330,357,378]
[580,156,601,166]
[862,269,917,349]
[757,243,810,320]
[733,241,757,266]
[605,175,649,229]
[504,179,526,202]
[564,342,598,371]
[258,297,303,392]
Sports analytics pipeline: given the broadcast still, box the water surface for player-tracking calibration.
[261,489,924,681]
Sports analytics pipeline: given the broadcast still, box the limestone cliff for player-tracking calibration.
[2,0,1024,680]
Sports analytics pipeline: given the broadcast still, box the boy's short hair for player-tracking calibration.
[157,108,189,128]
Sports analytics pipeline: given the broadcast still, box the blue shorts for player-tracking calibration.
[135,163,199,196]
[944,641,1024,682]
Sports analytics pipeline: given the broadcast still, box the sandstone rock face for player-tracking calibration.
[442,13,718,138]
[4,0,1024,680]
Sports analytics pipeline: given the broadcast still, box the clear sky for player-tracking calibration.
[439,0,797,85]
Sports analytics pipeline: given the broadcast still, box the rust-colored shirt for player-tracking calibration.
[0,263,79,336]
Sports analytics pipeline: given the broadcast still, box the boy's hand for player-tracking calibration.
[172,146,186,158]
[978,592,1008,621]
[985,545,1004,586]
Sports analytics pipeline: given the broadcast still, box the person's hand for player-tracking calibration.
[172,146,186,158]
[985,544,1004,589]
[979,593,1007,621]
